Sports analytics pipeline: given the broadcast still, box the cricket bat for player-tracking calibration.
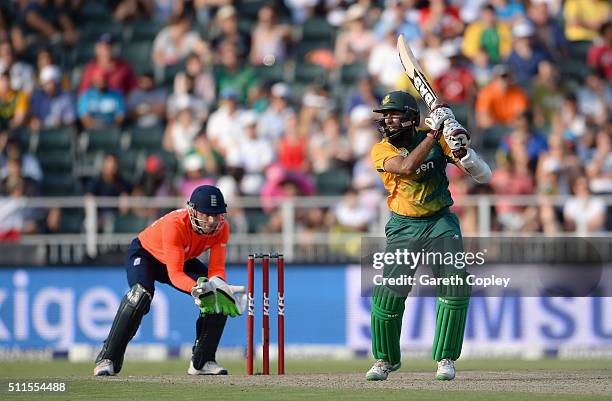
[397,34,439,110]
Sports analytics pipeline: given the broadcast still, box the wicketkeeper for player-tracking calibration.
[366,91,491,381]
[94,185,246,376]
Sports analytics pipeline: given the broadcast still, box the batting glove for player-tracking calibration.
[442,118,471,151]
[424,104,455,131]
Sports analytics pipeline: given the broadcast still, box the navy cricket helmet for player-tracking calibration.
[187,185,227,235]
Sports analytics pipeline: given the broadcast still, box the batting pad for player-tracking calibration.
[432,297,469,361]
[371,286,406,365]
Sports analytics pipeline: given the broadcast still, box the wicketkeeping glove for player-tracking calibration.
[209,276,247,317]
[191,277,217,315]
[442,118,471,150]
[424,104,455,131]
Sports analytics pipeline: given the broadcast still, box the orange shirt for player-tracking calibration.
[475,81,528,125]
[138,209,229,293]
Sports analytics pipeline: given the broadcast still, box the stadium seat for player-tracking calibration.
[113,213,149,233]
[128,20,164,42]
[83,128,123,153]
[35,127,75,151]
[482,125,512,150]
[162,60,187,87]
[301,17,335,43]
[36,150,74,174]
[78,2,112,22]
[154,151,178,177]
[120,41,153,75]
[118,150,145,185]
[127,125,164,151]
[235,0,269,19]
[83,21,122,41]
[71,40,96,66]
[245,209,270,233]
[41,175,81,196]
[339,62,366,86]
[58,209,84,233]
[315,169,352,195]
[255,63,285,84]
[294,63,327,85]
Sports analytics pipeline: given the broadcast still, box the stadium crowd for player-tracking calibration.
[0,0,610,242]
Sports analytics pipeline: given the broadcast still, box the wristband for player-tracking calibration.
[427,130,441,140]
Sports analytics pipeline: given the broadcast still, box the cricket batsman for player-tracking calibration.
[94,185,245,376]
[366,91,491,381]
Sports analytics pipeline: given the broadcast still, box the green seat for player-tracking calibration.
[79,2,112,22]
[113,213,149,233]
[161,60,187,87]
[245,209,270,233]
[301,17,335,42]
[449,102,471,128]
[36,127,75,151]
[41,174,81,196]
[255,63,285,83]
[120,41,152,75]
[129,20,163,42]
[72,41,95,66]
[315,169,352,195]
[154,151,178,176]
[58,209,84,233]
[482,125,512,150]
[37,151,74,174]
[128,125,164,151]
[294,41,333,62]
[118,150,144,184]
[340,63,366,85]
[294,63,327,84]
[236,0,269,19]
[84,21,122,41]
[84,128,122,152]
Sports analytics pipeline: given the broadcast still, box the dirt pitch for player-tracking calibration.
[94,370,612,396]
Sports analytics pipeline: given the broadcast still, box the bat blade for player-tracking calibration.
[397,34,439,110]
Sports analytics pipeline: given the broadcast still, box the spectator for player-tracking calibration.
[179,153,215,198]
[257,82,294,144]
[127,71,167,128]
[188,133,224,178]
[586,127,612,194]
[0,136,42,183]
[11,0,78,54]
[463,4,512,64]
[587,21,612,79]
[163,101,201,157]
[420,34,451,81]
[335,4,376,66]
[498,111,548,166]
[77,69,126,129]
[435,44,476,104]
[348,105,377,160]
[491,0,525,22]
[210,5,250,58]
[278,113,308,173]
[0,157,39,240]
[527,0,568,62]
[368,26,405,90]
[206,87,244,156]
[563,176,606,233]
[418,0,463,39]
[333,188,375,232]
[79,34,138,96]
[536,133,581,196]
[152,12,208,70]
[471,48,494,88]
[166,72,208,123]
[213,41,255,104]
[0,71,28,131]
[185,52,216,109]
[284,0,317,24]
[557,94,586,138]
[490,145,538,232]
[563,0,609,43]
[226,111,274,195]
[475,65,528,128]
[250,5,290,66]
[505,19,551,88]
[344,75,383,116]
[29,64,76,130]
[113,0,154,22]
[86,153,131,231]
[309,114,352,174]
[0,40,34,93]
[576,71,612,126]
[531,60,563,128]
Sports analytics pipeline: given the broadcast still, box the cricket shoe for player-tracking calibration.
[436,358,455,380]
[365,359,401,381]
[187,360,228,375]
[93,359,116,376]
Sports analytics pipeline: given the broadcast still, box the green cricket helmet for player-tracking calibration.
[373,91,420,139]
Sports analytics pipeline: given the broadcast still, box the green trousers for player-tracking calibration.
[371,208,470,364]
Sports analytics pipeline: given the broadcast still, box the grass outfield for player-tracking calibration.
[1,359,612,401]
